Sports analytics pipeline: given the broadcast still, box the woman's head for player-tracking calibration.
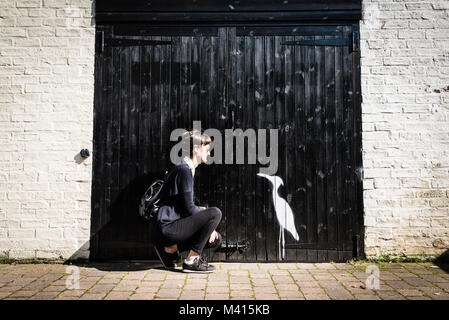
[182,129,211,165]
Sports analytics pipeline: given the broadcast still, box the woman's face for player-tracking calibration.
[195,143,211,164]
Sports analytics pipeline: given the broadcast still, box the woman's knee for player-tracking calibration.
[208,207,222,221]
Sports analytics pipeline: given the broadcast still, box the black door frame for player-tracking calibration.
[90,1,364,262]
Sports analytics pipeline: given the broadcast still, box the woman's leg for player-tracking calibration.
[161,207,222,255]
[178,231,222,253]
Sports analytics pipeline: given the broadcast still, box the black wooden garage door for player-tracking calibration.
[90,23,363,262]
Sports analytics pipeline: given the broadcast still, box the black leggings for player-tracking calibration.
[159,207,222,254]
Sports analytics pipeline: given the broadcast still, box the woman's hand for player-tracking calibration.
[209,230,218,243]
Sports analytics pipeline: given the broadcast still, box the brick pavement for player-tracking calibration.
[0,262,448,300]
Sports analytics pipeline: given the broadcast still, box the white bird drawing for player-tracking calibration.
[257,173,299,260]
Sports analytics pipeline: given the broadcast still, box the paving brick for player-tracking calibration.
[179,290,205,300]
[206,286,229,294]
[435,282,449,291]
[303,294,330,300]
[140,280,163,288]
[229,276,251,284]
[397,289,424,297]
[29,291,59,300]
[135,286,159,294]
[129,292,156,300]
[42,285,68,292]
[406,296,432,300]
[184,284,206,291]
[207,280,228,287]
[208,274,228,281]
[253,286,277,294]
[354,293,381,300]
[254,293,280,300]
[275,283,299,291]
[278,290,304,299]
[229,270,249,276]
[251,279,275,287]
[205,293,229,300]
[324,289,354,300]
[155,288,181,299]
[104,292,132,300]
[0,285,24,292]
[277,263,298,270]
[376,291,407,300]
[384,280,415,289]
[56,289,85,297]
[88,284,115,294]
[9,290,38,298]
[160,280,185,289]
[239,263,260,270]
[144,273,166,281]
[297,281,321,288]
[79,293,107,300]
[296,264,317,269]
[319,281,345,289]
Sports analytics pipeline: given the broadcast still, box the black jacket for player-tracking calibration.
[156,162,203,229]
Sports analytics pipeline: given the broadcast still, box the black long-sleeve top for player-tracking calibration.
[156,162,203,229]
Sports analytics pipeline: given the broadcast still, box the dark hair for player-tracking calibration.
[182,129,211,158]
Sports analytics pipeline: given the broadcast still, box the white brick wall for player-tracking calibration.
[361,0,449,259]
[0,0,448,261]
[0,0,94,260]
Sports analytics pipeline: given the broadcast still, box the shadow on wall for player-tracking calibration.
[434,249,449,274]
[68,170,168,263]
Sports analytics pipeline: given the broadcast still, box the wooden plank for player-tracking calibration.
[324,35,339,250]
[226,26,239,262]
[283,34,297,262]
[265,34,278,261]
[293,34,308,263]
[315,36,327,253]
[90,29,107,259]
[215,27,228,259]
[243,35,257,261]
[254,35,267,261]
[304,36,317,255]
[160,36,171,165]
[342,26,354,254]
[191,35,200,122]
[352,23,365,259]
[335,34,345,258]
[273,34,284,261]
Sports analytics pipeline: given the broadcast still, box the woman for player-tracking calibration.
[154,129,222,273]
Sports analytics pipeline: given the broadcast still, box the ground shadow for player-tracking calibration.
[434,249,449,274]
[65,170,168,266]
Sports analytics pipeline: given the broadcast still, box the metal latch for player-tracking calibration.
[219,240,249,254]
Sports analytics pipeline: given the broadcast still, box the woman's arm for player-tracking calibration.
[177,167,203,216]
[179,191,203,216]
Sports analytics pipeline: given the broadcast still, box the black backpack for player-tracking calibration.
[138,168,176,221]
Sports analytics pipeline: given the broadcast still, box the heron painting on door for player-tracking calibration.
[257,173,300,260]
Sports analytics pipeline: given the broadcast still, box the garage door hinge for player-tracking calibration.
[351,30,359,53]
[98,31,105,53]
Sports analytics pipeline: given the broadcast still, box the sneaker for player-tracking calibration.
[182,256,216,273]
[154,245,181,269]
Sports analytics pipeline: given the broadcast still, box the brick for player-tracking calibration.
[16,0,42,8]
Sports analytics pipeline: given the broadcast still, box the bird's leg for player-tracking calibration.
[278,227,282,260]
[281,228,285,260]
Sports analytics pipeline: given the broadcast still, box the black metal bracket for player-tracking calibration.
[281,31,358,52]
[104,39,174,47]
[219,240,249,256]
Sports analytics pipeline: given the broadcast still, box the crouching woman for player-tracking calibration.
[154,130,222,273]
